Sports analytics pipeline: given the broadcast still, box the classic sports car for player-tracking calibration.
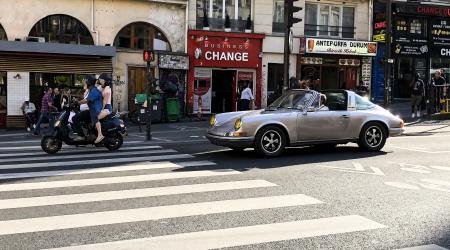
[206,89,405,157]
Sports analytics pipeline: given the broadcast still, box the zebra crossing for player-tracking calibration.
[0,138,388,249]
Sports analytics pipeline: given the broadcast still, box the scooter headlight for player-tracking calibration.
[54,120,61,127]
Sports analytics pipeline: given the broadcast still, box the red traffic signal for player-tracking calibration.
[143,50,154,62]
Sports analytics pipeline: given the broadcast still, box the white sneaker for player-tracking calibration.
[27,127,30,132]
[417,111,421,118]
[412,113,416,118]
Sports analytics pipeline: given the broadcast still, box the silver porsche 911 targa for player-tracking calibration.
[206,89,405,157]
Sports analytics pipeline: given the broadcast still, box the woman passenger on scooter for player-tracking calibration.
[98,73,112,120]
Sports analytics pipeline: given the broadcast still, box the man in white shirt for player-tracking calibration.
[240,82,254,111]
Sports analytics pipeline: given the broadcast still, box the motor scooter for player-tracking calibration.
[41,102,127,154]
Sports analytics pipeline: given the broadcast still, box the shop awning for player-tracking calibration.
[0,41,115,74]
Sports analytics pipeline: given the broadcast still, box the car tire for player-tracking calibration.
[358,122,387,152]
[255,126,286,157]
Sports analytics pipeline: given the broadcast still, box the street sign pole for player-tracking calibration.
[144,50,154,141]
[283,0,290,93]
[384,0,393,107]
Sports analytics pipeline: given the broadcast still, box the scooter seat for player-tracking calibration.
[100,113,116,122]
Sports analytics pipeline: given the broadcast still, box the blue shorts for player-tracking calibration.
[89,109,99,124]
[104,104,112,113]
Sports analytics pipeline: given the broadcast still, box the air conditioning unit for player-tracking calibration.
[26,36,45,43]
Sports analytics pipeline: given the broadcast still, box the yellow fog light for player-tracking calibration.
[232,131,247,137]
[234,118,242,130]
[209,115,216,127]
[400,120,404,128]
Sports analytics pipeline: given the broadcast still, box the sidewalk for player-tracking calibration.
[387,100,450,125]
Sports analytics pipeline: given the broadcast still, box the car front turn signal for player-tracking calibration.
[400,120,404,128]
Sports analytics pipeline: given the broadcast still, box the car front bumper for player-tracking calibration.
[206,133,254,148]
[389,128,405,137]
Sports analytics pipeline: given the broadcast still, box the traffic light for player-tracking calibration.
[286,0,302,28]
[143,49,154,62]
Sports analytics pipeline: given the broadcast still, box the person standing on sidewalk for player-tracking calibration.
[410,73,425,118]
[33,87,56,135]
[240,82,254,111]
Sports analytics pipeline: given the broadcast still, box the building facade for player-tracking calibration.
[0,0,187,128]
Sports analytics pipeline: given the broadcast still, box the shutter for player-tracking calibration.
[0,55,112,74]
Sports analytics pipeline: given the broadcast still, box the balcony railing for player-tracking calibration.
[196,18,251,32]
[305,24,356,39]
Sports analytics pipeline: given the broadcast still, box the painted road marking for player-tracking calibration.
[0,154,193,170]
[47,215,384,250]
[0,169,241,192]
[385,182,421,190]
[389,145,450,154]
[396,244,449,250]
[321,162,385,176]
[0,145,162,158]
[0,180,277,209]
[0,194,323,236]
[0,140,146,145]
[0,161,215,180]
[0,149,176,163]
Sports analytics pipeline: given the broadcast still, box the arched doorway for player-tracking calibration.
[114,22,171,113]
[28,14,94,45]
[113,22,171,51]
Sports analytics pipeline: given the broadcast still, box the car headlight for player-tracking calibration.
[234,118,242,130]
[54,120,61,127]
[210,115,216,127]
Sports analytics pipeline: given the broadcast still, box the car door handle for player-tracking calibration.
[341,115,350,119]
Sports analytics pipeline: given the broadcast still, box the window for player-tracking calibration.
[28,15,94,45]
[113,22,170,51]
[273,0,284,33]
[355,95,375,110]
[305,3,355,38]
[0,24,6,41]
[196,0,252,32]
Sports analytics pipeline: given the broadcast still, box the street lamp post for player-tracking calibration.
[384,0,393,107]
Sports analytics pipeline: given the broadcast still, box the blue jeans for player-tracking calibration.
[33,112,54,135]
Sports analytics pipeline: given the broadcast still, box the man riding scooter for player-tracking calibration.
[72,76,104,143]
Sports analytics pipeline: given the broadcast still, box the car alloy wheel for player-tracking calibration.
[262,130,282,153]
[365,126,383,148]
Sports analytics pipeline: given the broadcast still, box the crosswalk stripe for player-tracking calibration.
[0,149,176,163]
[0,140,146,145]
[0,161,215,180]
[0,169,241,191]
[0,154,193,170]
[0,141,156,151]
[0,180,276,209]
[47,215,385,250]
[0,194,323,236]
[396,245,449,250]
[0,145,162,158]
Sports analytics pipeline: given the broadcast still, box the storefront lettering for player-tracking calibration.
[441,48,450,56]
[417,6,450,17]
[204,51,249,62]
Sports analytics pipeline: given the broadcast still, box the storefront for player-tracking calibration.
[187,30,264,114]
[298,38,377,93]
[387,3,450,98]
[0,40,115,128]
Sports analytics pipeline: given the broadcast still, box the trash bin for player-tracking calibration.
[165,97,180,122]
[151,93,163,123]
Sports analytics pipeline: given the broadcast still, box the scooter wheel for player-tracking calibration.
[104,134,123,151]
[41,136,62,154]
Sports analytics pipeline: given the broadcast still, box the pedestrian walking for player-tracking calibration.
[240,82,254,111]
[21,100,36,131]
[410,73,425,118]
[431,70,446,113]
[33,87,57,135]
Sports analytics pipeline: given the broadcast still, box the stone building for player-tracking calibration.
[0,0,187,128]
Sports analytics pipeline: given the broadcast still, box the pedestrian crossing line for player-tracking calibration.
[0,180,277,209]
[47,215,385,250]
[0,161,215,180]
[0,154,193,170]
[0,140,148,145]
[0,194,323,236]
[0,149,177,164]
[0,145,162,158]
[0,169,241,192]
[396,245,449,250]
[0,141,162,151]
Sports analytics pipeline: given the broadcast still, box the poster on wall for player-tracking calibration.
[431,19,450,46]
[193,69,212,114]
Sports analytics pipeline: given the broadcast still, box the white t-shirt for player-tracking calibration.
[241,87,254,100]
[80,90,89,111]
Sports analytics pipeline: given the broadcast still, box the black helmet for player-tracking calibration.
[99,73,112,83]
[85,75,97,87]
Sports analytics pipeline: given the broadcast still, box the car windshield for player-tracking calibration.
[267,90,315,110]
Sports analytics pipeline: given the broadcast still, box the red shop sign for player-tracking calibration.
[188,31,263,68]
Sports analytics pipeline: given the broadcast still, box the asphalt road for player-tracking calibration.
[0,122,449,250]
